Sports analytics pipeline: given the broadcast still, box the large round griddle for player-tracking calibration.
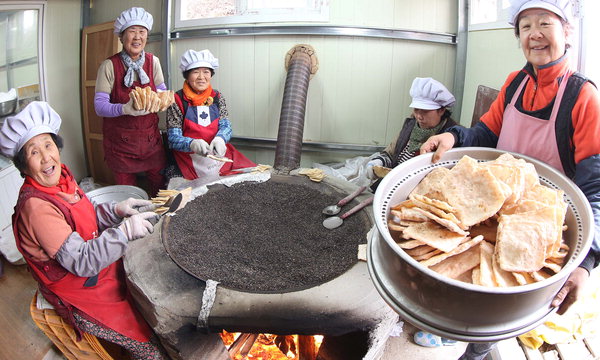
[162,175,371,293]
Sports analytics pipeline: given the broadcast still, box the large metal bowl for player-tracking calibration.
[368,147,594,341]
[86,185,148,206]
[0,98,17,117]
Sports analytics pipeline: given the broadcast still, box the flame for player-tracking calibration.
[221,331,324,359]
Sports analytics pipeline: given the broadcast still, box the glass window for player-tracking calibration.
[469,0,511,30]
[0,5,44,116]
[175,0,329,28]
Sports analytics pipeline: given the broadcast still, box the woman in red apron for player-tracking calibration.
[0,102,165,359]
[94,7,167,196]
[420,1,600,359]
[166,49,255,180]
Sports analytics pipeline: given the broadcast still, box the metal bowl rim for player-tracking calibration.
[372,147,594,294]
[367,229,558,341]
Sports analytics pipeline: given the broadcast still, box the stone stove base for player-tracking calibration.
[123,173,397,359]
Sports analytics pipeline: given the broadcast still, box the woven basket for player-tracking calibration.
[29,292,113,360]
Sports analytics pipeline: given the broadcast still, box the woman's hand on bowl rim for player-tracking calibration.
[420,132,455,163]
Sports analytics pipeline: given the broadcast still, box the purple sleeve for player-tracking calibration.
[156,83,167,91]
[94,92,124,118]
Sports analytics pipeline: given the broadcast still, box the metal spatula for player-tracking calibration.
[161,192,183,216]
[149,192,183,226]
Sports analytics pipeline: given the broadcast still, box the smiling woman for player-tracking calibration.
[21,133,61,187]
[418,1,600,359]
[93,7,168,197]
[0,101,167,359]
[515,8,571,71]
[165,48,255,180]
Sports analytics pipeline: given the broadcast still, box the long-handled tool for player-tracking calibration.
[323,196,374,229]
[322,185,367,216]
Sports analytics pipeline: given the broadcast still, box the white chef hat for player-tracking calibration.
[114,7,153,34]
[0,101,62,158]
[509,0,573,26]
[409,77,455,110]
[179,49,219,73]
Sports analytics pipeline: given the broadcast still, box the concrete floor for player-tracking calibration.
[380,321,468,360]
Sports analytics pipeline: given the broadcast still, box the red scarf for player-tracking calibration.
[183,80,213,106]
[24,164,77,196]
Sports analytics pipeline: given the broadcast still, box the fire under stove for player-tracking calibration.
[123,172,397,360]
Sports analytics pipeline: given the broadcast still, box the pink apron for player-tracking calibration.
[497,70,572,174]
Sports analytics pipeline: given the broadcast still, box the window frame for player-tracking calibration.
[468,0,511,31]
[0,2,46,101]
[174,0,329,29]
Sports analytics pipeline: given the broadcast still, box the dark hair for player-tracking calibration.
[441,108,452,121]
[13,133,63,177]
[183,67,215,80]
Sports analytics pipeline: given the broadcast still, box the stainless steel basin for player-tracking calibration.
[368,147,594,341]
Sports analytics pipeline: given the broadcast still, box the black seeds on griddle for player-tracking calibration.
[165,181,369,293]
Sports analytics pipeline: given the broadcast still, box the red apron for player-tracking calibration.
[173,92,255,180]
[497,70,572,174]
[13,166,151,342]
[103,52,166,173]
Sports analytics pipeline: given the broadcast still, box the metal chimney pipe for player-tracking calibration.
[273,45,318,173]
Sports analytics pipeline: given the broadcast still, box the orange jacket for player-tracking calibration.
[480,57,600,164]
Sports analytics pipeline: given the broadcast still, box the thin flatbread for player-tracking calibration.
[387,220,406,232]
[469,222,498,243]
[496,207,559,272]
[512,271,536,286]
[405,245,437,257]
[398,207,429,222]
[420,235,483,267]
[411,193,456,213]
[373,165,391,178]
[207,154,233,163]
[130,90,142,110]
[409,194,463,228]
[413,249,443,261]
[412,207,469,236]
[391,199,415,210]
[442,156,508,227]
[430,244,481,279]
[492,252,519,287]
[402,221,467,253]
[410,167,451,201]
[398,239,426,249]
[472,268,482,285]
[479,240,496,287]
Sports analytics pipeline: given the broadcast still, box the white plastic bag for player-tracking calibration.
[313,153,380,187]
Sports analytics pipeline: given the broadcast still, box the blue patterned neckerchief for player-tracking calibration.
[119,50,150,88]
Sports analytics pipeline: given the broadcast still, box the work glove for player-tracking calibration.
[118,212,160,241]
[366,159,383,180]
[210,136,227,157]
[115,198,158,218]
[190,139,210,156]
[122,98,149,116]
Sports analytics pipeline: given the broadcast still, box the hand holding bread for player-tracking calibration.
[129,86,175,113]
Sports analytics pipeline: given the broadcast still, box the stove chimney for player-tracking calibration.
[273,44,318,173]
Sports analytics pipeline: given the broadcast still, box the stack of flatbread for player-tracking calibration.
[298,168,326,182]
[388,154,569,287]
[129,86,175,112]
